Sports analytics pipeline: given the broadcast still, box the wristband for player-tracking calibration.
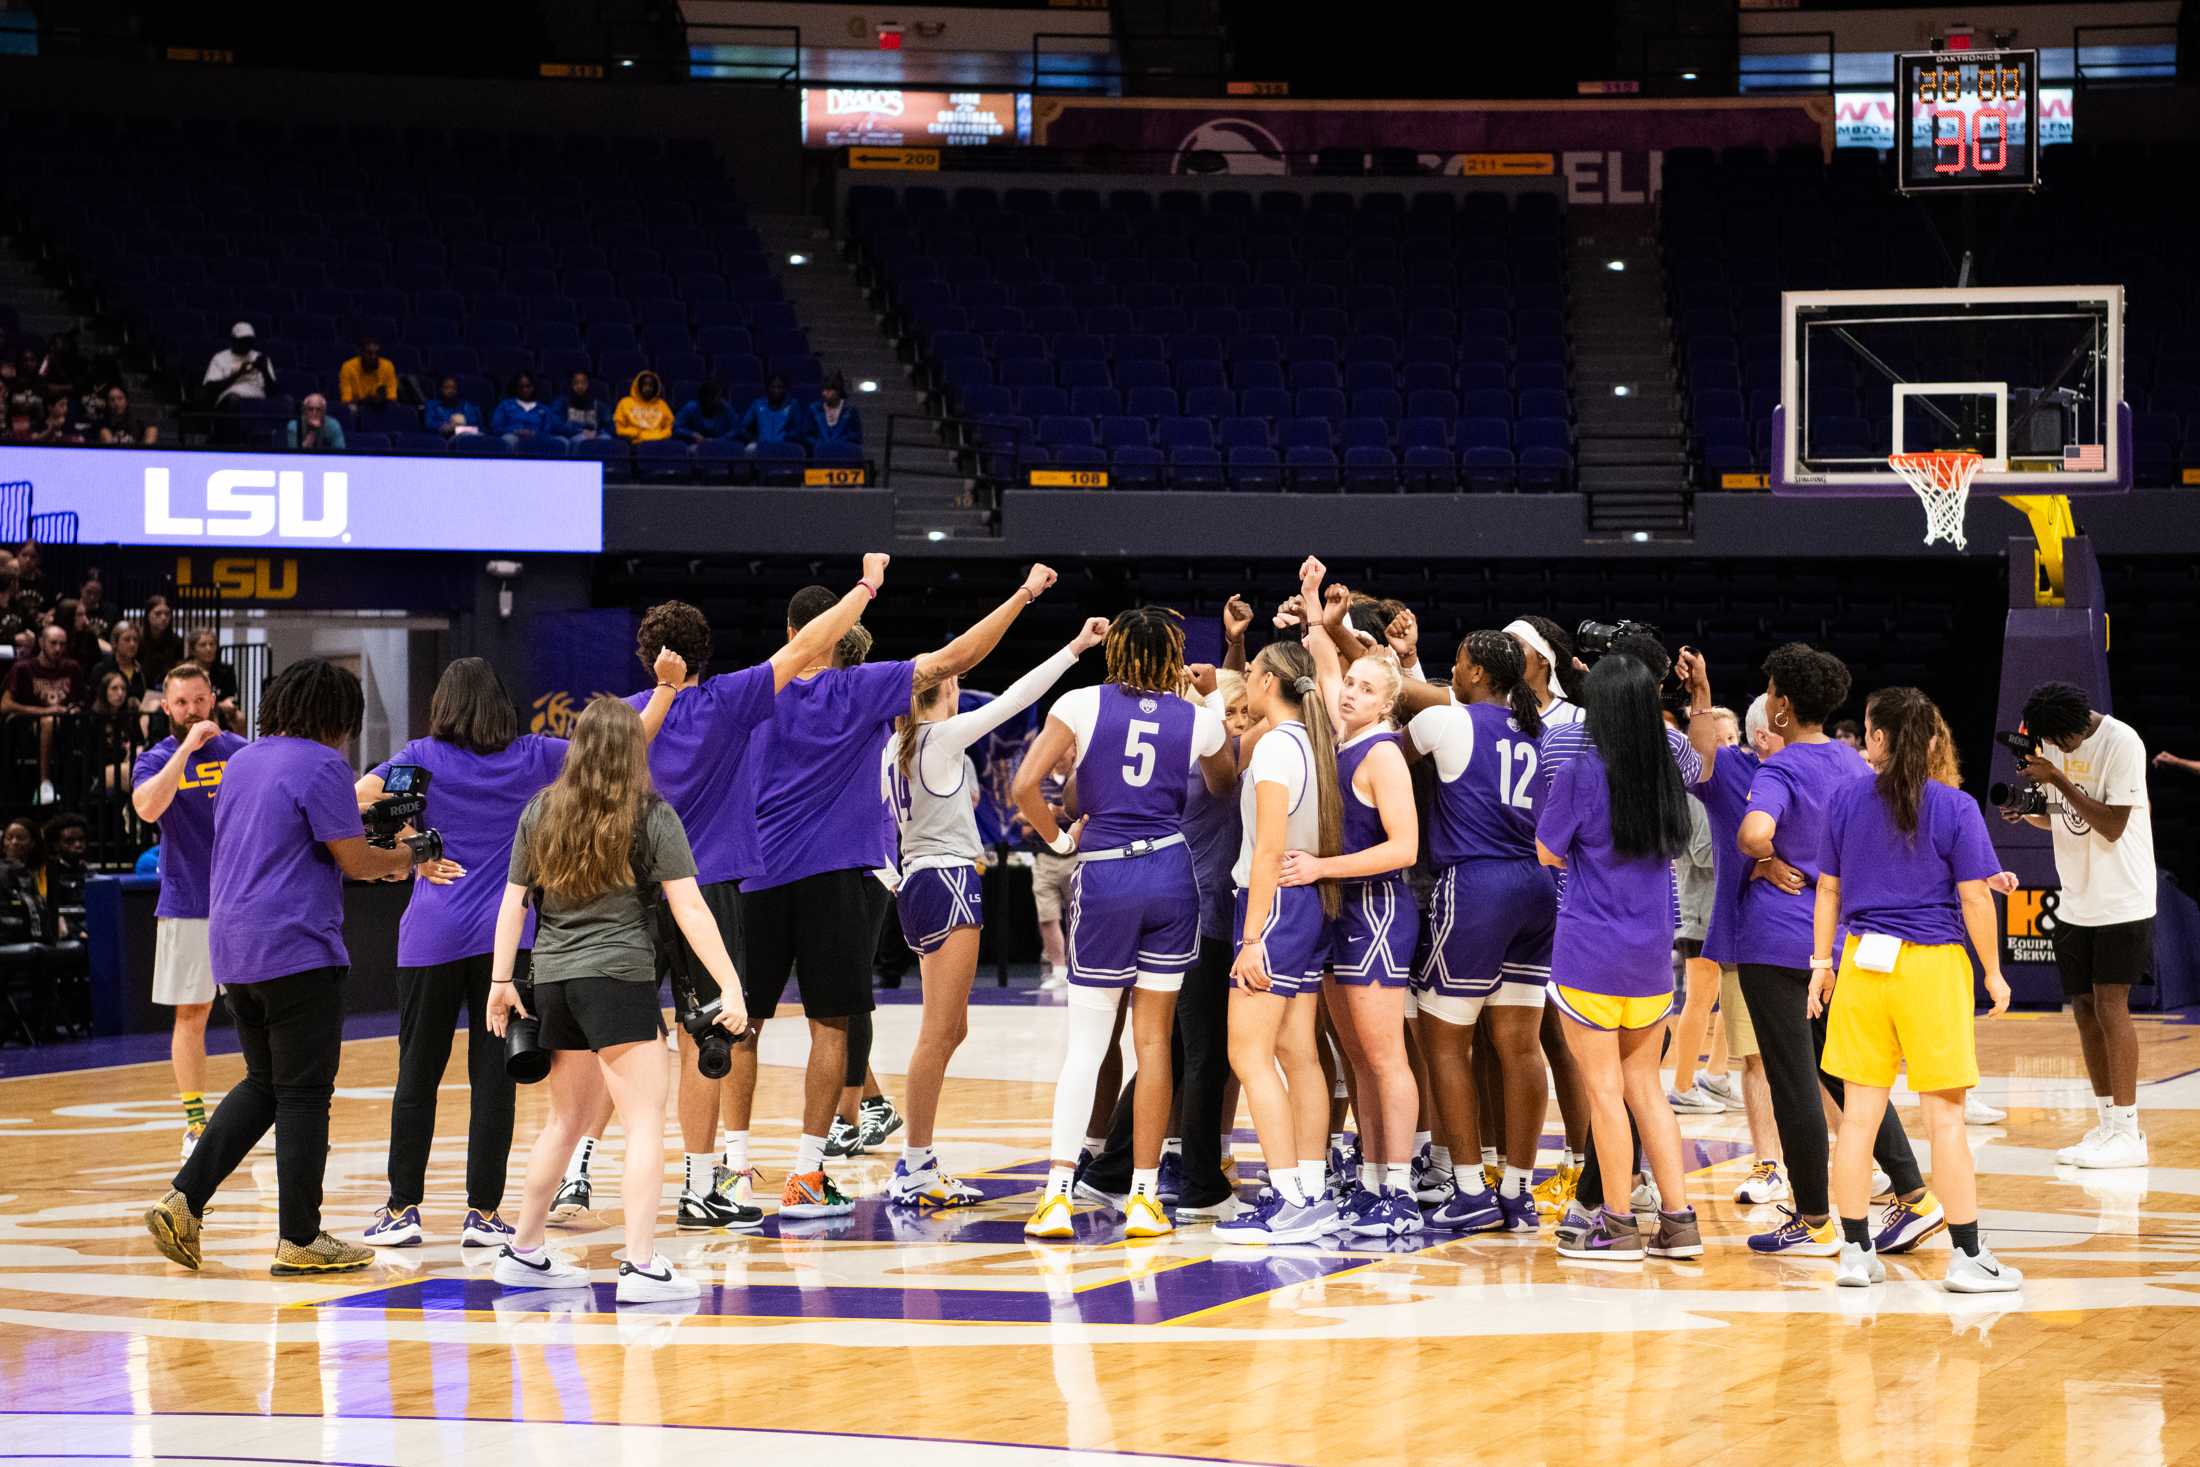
[1047,829,1075,856]
[857,578,880,600]
[1809,957,1834,971]
[491,978,516,986]
[1019,586,1036,605]
[656,681,676,690]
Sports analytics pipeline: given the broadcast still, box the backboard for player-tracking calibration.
[1773,285,2129,496]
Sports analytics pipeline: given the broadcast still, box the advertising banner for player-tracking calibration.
[524,608,642,738]
[1032,97,1835,205]
[0,446,602,553]
[801,89,1030,148]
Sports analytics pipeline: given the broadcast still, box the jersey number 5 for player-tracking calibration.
[1494,738,1537,809]
[1122,719,1160,787]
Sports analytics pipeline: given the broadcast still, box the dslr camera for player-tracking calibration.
[671,971,745,1078]
[1990,729,2050,816]
[363,762,445,862]
[1575,618,1664,659]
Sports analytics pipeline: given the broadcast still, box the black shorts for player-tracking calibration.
[656,877,742,1005]
[2051,916,2155,996]
[737,868,880,1021]
[1674,937,1705,961]
[535,976,667,1051]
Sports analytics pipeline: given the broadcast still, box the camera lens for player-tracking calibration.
[695,1030,731,1079]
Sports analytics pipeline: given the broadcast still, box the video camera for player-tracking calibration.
[1990,729,2050,815]
[1575,619,1664,659]
[363,762,445,863]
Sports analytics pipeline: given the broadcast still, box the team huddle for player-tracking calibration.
[141,551,2082,1300]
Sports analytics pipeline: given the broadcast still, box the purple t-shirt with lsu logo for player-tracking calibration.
[1535,745,1677,997]
[132,730,249,919]
[372,734,566,966]
[742,660,916,890]
[209,735,366,984]
[625,663,775,887]
[1737,739,1873,968]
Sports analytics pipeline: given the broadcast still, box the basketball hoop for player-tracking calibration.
[1887,450,1985,550]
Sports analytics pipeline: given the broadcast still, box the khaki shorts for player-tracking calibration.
[152,917,217,1007]
[1032,849,1077,924]
[1718,963,1758,1058]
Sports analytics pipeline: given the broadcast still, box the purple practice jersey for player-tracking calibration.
[1052,684,1222,850]
[1337,729,1403,857]
[1407,701,1537,868]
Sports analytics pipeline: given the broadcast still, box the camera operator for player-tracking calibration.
[485,695,745,1304]
[143,658,442,1279]
[358,656,683,1252]
[2013,681,2156,1168]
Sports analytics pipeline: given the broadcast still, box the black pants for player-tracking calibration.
[385,953,518,1212]
[173,965,346,1246]
[1087,934,1233,1208]
[1575,1028,1670,1212]
[1738,962,1925,1218]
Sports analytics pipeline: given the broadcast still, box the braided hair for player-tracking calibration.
[1464,629,1543,739]
[1104,605,1185,696]
[257,657,364,743]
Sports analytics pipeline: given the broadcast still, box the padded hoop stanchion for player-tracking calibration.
[1887,450,1986,550]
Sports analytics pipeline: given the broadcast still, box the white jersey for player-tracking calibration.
[2041,713,2155,924]
[882,646,1082,873]
[1232,719,1322,889]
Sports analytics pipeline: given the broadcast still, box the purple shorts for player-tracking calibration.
[1414,858,1555,999]
[1068,842,1198,990]
[1234,884,1329,998]
[895,865,983,957]
[1327,876,1419,988]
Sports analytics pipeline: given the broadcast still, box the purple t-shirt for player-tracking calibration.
[1695,745,1759,967]
[1183,745,1242,942]
[743,660,916,891]
[208,736,366,983]
[372,735,566,966]
[1737,740,1873,968]
[626,663,775,887]
[132,731,248,919]
[1535,746,1677,997]
[1825,777,2001,947]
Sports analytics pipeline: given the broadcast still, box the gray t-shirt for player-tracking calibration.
[508,794,696,983]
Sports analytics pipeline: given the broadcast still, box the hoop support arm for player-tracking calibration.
[1999,492,2076,607]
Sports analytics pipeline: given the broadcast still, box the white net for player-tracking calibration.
[1887,451,1985,551]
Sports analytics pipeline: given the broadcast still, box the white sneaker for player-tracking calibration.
[1630,1178,1661,1218]
[1944,1245,2022,1293]
[2055,1125,2108,1164]
[616,1253,700,1303]
[492,1245,592,1290]
[1039,970,1069,992]
[1735,1160,1790,1205]
[1869,1166,1892,1200]
[1964,1095,2007,1125]
[2067,1128,2149,1169]
[1668,1087,1723,1115]
[1695,1070,1744,1110]
[1835,1240,1884,1288]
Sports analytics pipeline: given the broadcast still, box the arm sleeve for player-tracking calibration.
[1535,757,1581,856]
[927,648,1081,766]
[305,755,368,843]
[1049,685,1101,761]
[1190,702,1226,761]
[1407,705,1473,782]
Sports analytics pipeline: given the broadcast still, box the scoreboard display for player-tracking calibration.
[1897,49,2041,192]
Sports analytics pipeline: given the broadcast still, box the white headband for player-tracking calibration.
[1502,619,1566,700]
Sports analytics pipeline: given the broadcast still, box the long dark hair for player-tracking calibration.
[1866,686,1938,837]
[1464,629,1542,739]
[428,657,518,755]
[1254,640,1344,918]
[258,657,364,743]
[1581,655,1689,859]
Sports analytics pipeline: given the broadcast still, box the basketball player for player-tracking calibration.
[883,614,1111,1206]
[1816,687,2020,1293]
[1016,606,1232,1242]
[1029,743,1078,992]
[739,563,1061,1220]
[130,664,246,1160]
[626,553,889,1230]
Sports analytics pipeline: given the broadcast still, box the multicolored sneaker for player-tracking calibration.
[823,1117,866,1158]
[1873,1190,1946,1255]
[1495,1187,1539,1234]
[1123,1192,1174,1240]
[1648,1208,1704,1259]
[1214,1192,1331,1246]
[887,1155,984,1209]
[180,1121,205,1161]
[1552,1199,1597,1252]
[270,1232,374,1276]
[461,1209,515,1248]
[363,1206,424,1247]
[779,1169,854,1219]
[1482,1163,1503,1194]
[1747,1207,1841,1257]
[1533,1163,1580,1219]
[1427,1185,1504,1234]
[1696,1070,1744,1110]
[548,1176,592,1225]
[708,1166,766,1229]
[1354,1190,1425,1239]
[1326,1137,1361,1201]
[144,1189,202,1271]
[1155,1152,1184,1204]
[678,1187,738,1230]
[1025,1192,1077,1240]
[1734,1160,1789,1206]
[1336,1186,1383,1232]
[857,1094,903,1150]
[1556,1207,1644,1261]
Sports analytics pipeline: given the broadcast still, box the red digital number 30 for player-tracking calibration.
[1932,105,2012,174]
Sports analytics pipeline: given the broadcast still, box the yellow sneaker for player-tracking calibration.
[1532,1164,1579,1219]
[144,1189,202,1271]
[270,1231,373,1276]
[1025,1192,1077,1240]
[1482,1163,1503,1193]
[1124,1192,1174,1239]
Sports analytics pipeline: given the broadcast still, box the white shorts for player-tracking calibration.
[151,918,217,1006]
[1415,977,1548,1027]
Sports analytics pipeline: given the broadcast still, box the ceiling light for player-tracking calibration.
[1605,258,1626,272]
[857,379,879,393]
[926,529,946,542]
[787,252,809,266]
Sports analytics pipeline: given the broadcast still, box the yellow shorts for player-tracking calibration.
[1819,935,1981,1094]
[1551,985,1674,1033]
[1718,963,1758,1058]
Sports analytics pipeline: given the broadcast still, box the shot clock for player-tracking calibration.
[1896,49,2042,192]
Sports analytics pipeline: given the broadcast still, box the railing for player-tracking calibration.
[881,409,1001,524]
[684,23,802,86]
[2074,22,2181,88]
[1730,30,1838,96]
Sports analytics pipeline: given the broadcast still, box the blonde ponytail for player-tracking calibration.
[1256,641,1344,919]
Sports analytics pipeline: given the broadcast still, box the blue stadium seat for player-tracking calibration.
[1168,445,1224,489]
[1286,446,1340,492]
[1227,446,1284,492]
[1110,445,1165,487]
[1343,446,1399,492]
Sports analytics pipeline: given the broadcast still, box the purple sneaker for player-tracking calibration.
[1335,1186,1384,1232]
[1556,1206,1645,1260]
[1426,1185,1503,1233]
[363,1205,423,1247]
[1495,1187,1539,1234]
[1156,1152,1184,1204]
[1353,1189,1425,1239]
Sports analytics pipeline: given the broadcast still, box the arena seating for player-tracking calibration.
[0,112,826,481]
[847,183,1575,493]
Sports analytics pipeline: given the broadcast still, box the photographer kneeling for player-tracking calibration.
[144,659,442,1278]
[487,695,745,1304]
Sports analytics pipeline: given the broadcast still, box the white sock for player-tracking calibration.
[1162,1136,1182,1158]
[1480,1145,1499,1169]
[564,1136,595,1182]
[1276,1168,1308,1206]
[1502,1165,1531,1199]
[1413,1129,1432,1153]
[1046,1165,1075,1199]
[795,1133,827,1173]
[1051,962,1069,981]
[1329,1131,1349,1155]
[1082,1134,1106,1156]
[903,1142,936,1171]
[721,1130,749,1173]
[2108,1103,2140,1136]
[1563,1148,1578,1170]
[1131,1167,1159,1199]
[511,1242,545,1259]
[1359,1162,1381,1192]
[1382,1161,1411,1194]
[1458,1161,1489,1195]
[2094,1095,2111,1127]
[1297,1161,1325,1200]
[683,1152,716,1194]
[1430,1143,1453,1175]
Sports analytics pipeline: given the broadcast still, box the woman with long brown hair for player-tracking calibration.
[486,695,745,1304]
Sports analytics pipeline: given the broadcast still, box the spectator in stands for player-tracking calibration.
[14,541,48,618]
[51,596,105,670]
[185,627,243,729]
[338,337,398,408]
[615,370,673,442]
[423,376,481,437]
[806,372,863,449]
[550,370,611,440]
[96,385,157,446]
[490,372,553,448]
[1,818,37,883]
[140,597,184,684]
[37,812,90,931]
[0,553,23,646]
[37,331,85,403]
[735,374,804,449]
[8,630,29,662]
[2,623,84,804]
[79,580,110,643]
[91,619,152,714]
[4,408,33,444]
[202,323,274,442]
[286,393,346,452]
[4,348,43,421]
[673,379,737,443]
[33,396,84,444]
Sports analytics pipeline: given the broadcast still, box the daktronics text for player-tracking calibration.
[144,467,350,541]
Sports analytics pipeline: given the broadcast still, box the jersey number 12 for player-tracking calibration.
[1494,738,1536,809]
